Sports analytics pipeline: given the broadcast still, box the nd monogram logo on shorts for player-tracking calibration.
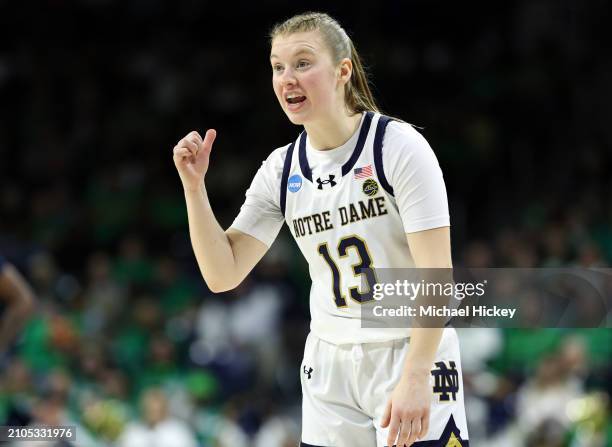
[431,361,459,402]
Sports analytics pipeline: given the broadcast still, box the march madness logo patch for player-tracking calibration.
[362,178,378,197]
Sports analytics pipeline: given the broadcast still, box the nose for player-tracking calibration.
[279,67,297,87]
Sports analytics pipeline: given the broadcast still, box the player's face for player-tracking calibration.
[270,31,342,125]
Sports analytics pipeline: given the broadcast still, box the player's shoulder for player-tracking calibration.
[383,117,431,153]
[266,141,293,166]
[253,141,295,185]
[380,116,441,170]
[261,142,293,174]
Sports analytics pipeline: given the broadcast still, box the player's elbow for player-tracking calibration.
[200,262,245,293]
[207,281,234,294]
[204,276,241,294]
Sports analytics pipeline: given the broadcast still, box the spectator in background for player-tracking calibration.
[81,251,125,337]
[12,398,73,447]
[0,254,36,356]
[118,388,197,447]
[515,353,583,435]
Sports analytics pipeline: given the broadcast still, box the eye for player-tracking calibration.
[272,63,284,73]
[296,59,311,69]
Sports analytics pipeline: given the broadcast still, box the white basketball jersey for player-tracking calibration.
[280,112,416,344]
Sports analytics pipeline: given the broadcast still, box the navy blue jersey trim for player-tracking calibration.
[387,442,469,447]
[406,440,470,447]
[341,111,374,176]
[300,443,328,447]
[386,415,468,446]
[373,115,395,196]
[280,141,297,216]
[387,437,470,446]
[298,111,374,183]
[297,132,311,182]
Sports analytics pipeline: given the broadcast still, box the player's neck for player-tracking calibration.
[305,111,362,151]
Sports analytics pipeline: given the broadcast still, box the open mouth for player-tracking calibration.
[287,95,306,104]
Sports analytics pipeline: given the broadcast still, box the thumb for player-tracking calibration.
[380,400,392,428]
[200,129,217,155]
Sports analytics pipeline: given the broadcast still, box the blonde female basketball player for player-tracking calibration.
[173,12,468,447]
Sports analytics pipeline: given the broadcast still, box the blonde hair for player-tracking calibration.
[270,12,380,115]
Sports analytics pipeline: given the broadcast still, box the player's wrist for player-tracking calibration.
[183,180,206,195]
[401,366,431,382]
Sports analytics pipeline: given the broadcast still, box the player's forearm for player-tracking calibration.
[402,327,444,378]
[183,184,238,292]
[401,269,448,379]
[402,228,453,379]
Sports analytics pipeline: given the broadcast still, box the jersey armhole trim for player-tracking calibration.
[373,115,395,197]
[280,141,297,216]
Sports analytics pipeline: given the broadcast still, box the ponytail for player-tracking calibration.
[346,40,379,114]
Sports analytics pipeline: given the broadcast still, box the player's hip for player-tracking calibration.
[300,328,469,446]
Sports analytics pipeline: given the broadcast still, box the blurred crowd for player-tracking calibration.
[0,0,610,446]
[2,227,610,446]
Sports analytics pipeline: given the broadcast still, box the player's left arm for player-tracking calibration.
[381,226,451,446]
[380,123,453,446]
[401,225,450,386]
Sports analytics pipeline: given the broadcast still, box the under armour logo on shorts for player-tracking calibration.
[303,365,313,379]
[315,175,337,190]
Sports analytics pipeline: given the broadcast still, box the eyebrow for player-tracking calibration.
[270,48,316,60]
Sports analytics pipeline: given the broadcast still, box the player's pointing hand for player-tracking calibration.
[173,129,217,192]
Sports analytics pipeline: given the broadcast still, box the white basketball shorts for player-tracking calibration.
[300,327,469,446]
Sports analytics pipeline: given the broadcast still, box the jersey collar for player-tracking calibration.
[298,111,374,183]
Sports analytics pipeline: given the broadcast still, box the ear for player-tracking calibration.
[338,58,353,86]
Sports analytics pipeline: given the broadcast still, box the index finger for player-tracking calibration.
[186,130,203,144]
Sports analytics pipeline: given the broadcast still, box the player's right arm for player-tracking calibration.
[173,130,269,293]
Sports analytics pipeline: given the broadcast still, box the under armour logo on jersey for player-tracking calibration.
[315,175,337,190]
[431,361,459,401]
[303,365,313,379]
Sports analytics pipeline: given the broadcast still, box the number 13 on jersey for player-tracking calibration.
[317,235,377,308]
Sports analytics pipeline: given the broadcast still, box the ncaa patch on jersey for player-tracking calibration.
[288,174,302,193]
[362,178,378,197]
